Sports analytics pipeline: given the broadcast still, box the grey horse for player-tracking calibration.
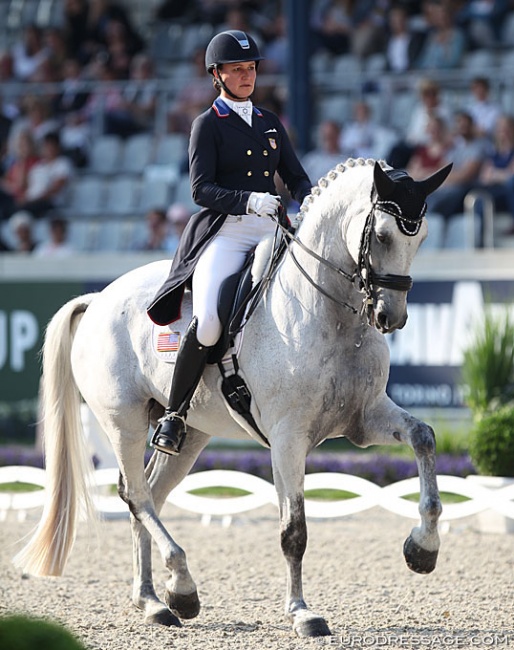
[14,158,452,638]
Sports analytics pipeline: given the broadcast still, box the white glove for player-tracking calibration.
[247,192,280,218]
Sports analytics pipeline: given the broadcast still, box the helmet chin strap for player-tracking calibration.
[214,65,250,101]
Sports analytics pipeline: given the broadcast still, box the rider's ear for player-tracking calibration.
[418,163,453,197]
[373,162,396,199]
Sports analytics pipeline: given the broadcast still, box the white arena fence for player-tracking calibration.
[1,466,513,528]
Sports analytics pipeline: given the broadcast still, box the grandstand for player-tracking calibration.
[1,0,514,251]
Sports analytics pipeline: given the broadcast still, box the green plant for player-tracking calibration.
[461,308,514,416]
[0,614,86,650]
[469,407,514,477]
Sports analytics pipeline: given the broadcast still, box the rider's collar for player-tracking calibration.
[212,98,263,119]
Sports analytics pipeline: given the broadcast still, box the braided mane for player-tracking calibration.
[297,157,390,224]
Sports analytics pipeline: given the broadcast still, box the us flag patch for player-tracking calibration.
[157,331,180,352]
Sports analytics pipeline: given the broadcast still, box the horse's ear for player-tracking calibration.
[417,163,453,197]
[373,161,396,198]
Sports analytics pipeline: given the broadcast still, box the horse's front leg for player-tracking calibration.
[361,397,442,574]
[271,435,331,638]
[401,418,442,574]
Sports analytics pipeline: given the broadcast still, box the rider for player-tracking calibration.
[147,29,312,455]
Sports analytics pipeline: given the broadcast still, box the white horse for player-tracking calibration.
[14,158,451,638]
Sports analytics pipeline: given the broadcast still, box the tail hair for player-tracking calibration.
[13,293,97,576]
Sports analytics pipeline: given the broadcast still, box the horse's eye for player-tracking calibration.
[376,231,389,245]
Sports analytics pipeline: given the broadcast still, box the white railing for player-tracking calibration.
[1,466,514,528]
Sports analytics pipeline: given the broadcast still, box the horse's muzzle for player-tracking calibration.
[373,301,408,333]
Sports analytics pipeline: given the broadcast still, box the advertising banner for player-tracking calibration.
[387,279,514,409]
[1,276,513,407]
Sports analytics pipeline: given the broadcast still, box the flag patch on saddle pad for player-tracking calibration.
[157,331,180,352]
[151,325,180,363]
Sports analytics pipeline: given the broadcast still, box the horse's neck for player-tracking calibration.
[275,209,361,319]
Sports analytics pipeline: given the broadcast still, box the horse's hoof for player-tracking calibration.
[165,590,201,620]
[403,535,438,574]
[145,609,182,627]
[294,615,331,638]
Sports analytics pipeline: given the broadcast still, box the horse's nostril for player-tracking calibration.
[377,311,388,329]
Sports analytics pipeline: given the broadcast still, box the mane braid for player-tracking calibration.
[296,157,388,224]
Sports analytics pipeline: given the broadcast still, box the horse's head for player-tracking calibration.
[351,161,452,333]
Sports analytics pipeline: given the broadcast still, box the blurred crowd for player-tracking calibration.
[1,0,514,254]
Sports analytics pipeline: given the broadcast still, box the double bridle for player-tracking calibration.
[270,196,425,321]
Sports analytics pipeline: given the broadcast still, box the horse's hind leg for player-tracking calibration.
[130,429,210,625]
[271,431,331,638]
[360,397,442,574]
[95,405,207,627]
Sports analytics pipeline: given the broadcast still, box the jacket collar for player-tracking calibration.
[212,98,263,119]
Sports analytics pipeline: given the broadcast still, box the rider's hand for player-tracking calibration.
[247,192,281,218]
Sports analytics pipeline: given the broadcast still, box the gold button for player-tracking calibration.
[247,149,252,155]
[247,171,252,176]
[263,150,269,156]
[264,171,270,176]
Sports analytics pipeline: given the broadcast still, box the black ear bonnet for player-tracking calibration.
[372,162,453,237]
[375,168,427,236]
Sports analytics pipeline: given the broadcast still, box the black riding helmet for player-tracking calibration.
[205,30,264,74]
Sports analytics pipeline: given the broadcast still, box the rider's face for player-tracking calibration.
[216,61,256,100]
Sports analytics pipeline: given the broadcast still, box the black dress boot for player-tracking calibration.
[151,317,210,455]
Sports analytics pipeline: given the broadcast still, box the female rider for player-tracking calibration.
[147,30,312,455]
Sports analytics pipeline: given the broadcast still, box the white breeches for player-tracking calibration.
[192,213,276,347]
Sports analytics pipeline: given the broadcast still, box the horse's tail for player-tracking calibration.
[13,293,98,577]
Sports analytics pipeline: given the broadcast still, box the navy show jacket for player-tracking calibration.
[147,98,312,326]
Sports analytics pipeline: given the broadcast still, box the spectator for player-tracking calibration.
[168,47,217,136]
[456,0,510,50]
[8,210,36,252]
[415,2,467,70]
[82,55,136,137]
[103,19,142,79]
[62,0,90,63]
[426,110,486,219]
[11,24,49,81]
[385,3,426,73]
[407,115,451,180]
[53,57,91,165]
[166,202,193,253]
[406,78,452,145]
[389,77,452,167]
[311,0,388,59]
[467,76,502,139]
[136,206,191,253]
[0,129,39,220]
[24,97,61,153]
[471,114,514,236]
[44,26,70,75]
[311,0,354,56]
[85,0,145,60]
[0,49,14,82]
[121,53,158,134]
[137,208,171,252]
[260,13,288,74]
[301,119,349,183]
[8,97,61,160]
[340,100,398,160]
[34,217,75,257]
[14,132,74,219]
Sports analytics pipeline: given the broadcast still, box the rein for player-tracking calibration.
[269,197,418,320]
